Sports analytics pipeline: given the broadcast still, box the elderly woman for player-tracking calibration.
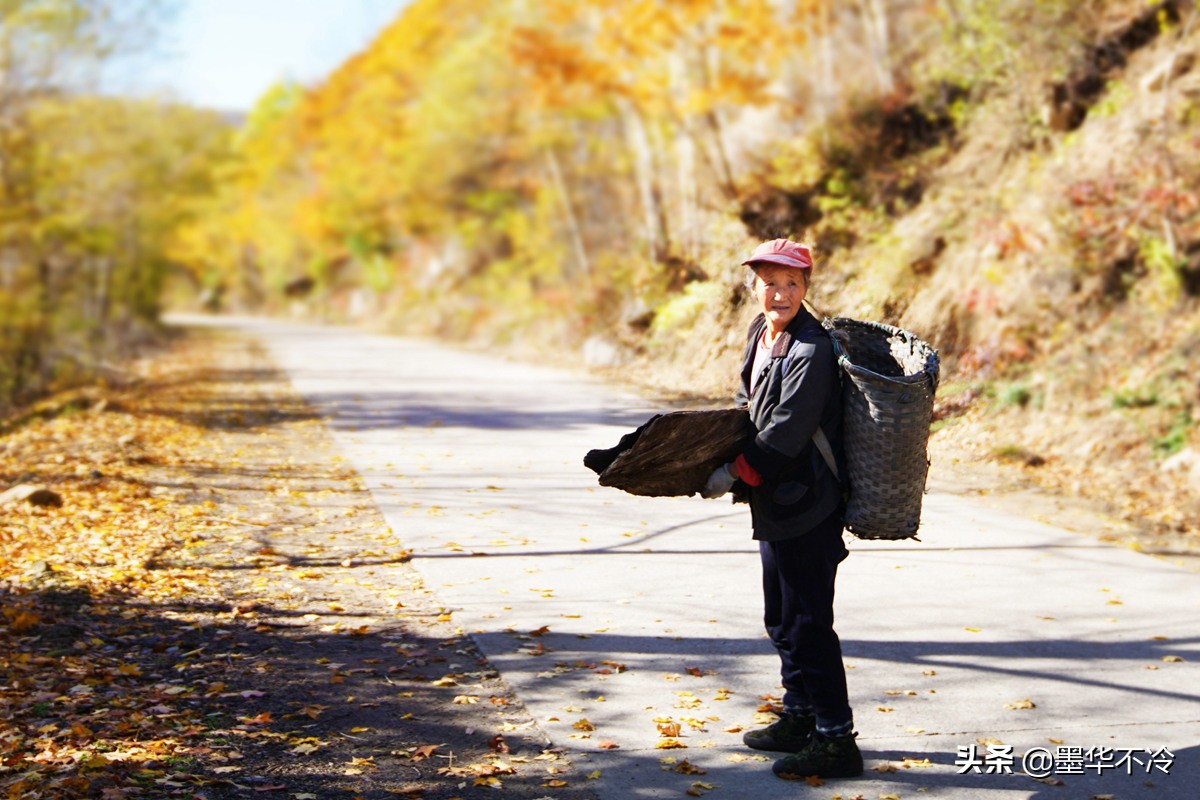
[702,238,861,780]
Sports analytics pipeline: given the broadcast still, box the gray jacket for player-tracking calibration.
[734,309,845,541]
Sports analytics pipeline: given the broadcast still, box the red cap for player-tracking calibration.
[741,239,813,270]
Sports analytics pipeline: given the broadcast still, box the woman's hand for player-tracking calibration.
[701,462,737,499]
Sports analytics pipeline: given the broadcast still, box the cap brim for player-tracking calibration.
[742,255,811,269]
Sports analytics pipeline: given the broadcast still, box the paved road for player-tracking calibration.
[181,315,1200,799]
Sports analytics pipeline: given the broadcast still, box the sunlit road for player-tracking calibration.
[177,314,1200,799]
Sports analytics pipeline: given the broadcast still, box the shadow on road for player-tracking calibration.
[11,573,1193,799]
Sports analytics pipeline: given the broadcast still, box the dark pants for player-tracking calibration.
[759,511,852,733]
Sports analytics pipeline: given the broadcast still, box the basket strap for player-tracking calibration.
[812,426,839,480]
[819,316,851,369]
[813,318,843,480]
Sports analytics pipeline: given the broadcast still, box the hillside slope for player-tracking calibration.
[616,4,1200,550]
[860,7,1199,549]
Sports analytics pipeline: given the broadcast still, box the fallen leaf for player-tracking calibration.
[1005,698,1036,710]
[410,745,439,761]
[239,712,273,725]
[4,610,39,632]
[725,753,769,763]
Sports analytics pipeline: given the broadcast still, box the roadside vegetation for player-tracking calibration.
[0,0,231,408]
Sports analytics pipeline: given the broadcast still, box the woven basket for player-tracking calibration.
[824,317,940,540]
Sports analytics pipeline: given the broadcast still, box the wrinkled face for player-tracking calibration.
[753,264,808,334]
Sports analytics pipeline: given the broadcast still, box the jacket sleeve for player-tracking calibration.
[739,338,834,482]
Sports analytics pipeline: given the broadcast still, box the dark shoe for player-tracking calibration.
[742,713,815,753]
[773,732,863,779]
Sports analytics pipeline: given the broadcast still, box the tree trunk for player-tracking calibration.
[859,0,895,95]
[543,145,591,279]
[619,99,673,263]
[695,44,739,203]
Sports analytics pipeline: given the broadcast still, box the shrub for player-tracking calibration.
[650,281,726,338]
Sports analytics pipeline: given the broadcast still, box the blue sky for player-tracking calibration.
[124,0,408,111]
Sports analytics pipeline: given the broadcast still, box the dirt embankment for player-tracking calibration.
[568,4,1200,557]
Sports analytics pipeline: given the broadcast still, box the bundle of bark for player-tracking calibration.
[583,408,754,497]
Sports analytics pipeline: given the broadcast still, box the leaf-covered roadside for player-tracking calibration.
[0,330,593,800]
